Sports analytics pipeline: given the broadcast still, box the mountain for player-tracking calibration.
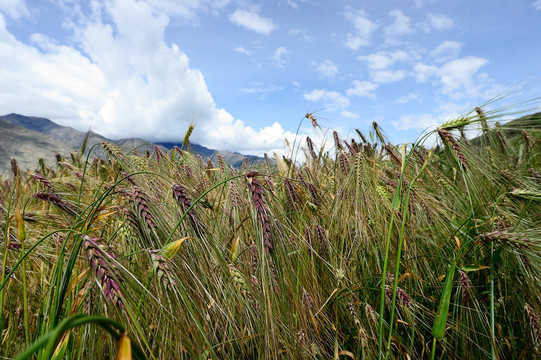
[0,113,157,158]
[156,142,264,168]
[0,114,265,175]
[0,118,75,175]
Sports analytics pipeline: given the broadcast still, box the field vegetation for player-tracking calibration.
[1,102,541,359]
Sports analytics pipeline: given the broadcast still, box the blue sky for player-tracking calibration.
[0,0,540,155]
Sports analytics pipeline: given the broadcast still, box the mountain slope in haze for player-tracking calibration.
[156,142,265,168]
[0,119,75,175]
[0,114,266,174]
[0,113,157,158]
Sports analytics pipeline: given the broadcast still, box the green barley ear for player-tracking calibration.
[439,116,471,131]
[183,124,194,151]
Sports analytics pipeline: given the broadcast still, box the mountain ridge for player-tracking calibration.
[0,113,264,175]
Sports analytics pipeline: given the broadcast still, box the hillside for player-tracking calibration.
[0,119,75,175]
[0,114,264,175]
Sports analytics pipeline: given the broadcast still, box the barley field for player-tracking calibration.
[1,105,541,359]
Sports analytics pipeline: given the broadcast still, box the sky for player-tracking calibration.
[0,0,540,156]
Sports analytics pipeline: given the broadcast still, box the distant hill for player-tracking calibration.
[0,113,265,175]
[0,118,75,175]
[156,142,264,168]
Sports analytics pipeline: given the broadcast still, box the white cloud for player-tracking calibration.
[289,28,311,40]
[384,9,413,42]
[413,63,439,83]
[346,80,378,98]
[240,84,283,96]
[344,8,378,50]
[0,0,293,155]
[534,0,541,10]
[304,89,350,109]
[427,13,454,31]
[145,0,230,23]
[413,56,492,99]
[395,93,420,104]
[0,0,29,19]
[230,8,276,35]
[370,70,405,84]
[439,56,488,96]
[393,113,439,131]
[271,46,288,67]
[358,50,411,70]
[392,102,467,131]
[234,46,252,56]
[341,110,359,119]
[430,41,462,62]
[284,0,298,9]
[317,59,338,78]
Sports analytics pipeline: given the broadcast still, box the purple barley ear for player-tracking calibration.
[172,184,205,235]
[154,145,163,163]
[333,131,343,151]
[245,173,273,253]
[304,226,313,256]
[183,165,193,179]
[477,230,533,249]
[459,270,472,304]
[284,178,301,212]
[218,153,226,173]
[525,304,541,347]
[305,112,319,128]
[30,174,53,191]
[35,191,78,216]
[302,288,314,311]
[365,303,378,324]
[149,250,178,290]
[82,235,125,310]
[228,181,241,209]
[383,144,401,167]
[437,129,470,168]
[306,137,317,160]
[10,157,19,179]
[132,187,156,230]
[339,152,350,175]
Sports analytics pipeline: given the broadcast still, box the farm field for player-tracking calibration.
[1,108,541,359]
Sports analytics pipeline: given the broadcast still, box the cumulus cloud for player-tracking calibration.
[230,8,276,35]
[341,110,359,119]
[370,69,405,84]
[304,89,350,110]
[144,0,230,23]
[358,50,410,70]
[430,40,462,62]
[0,0,293,155]
[534,0,541,10]
[413,63,439,83]
[413,56,493,99]
[344,8,378,50]
[346,80,378,98]
[439,56,489,96]
[0,0,29,19]
[384,9,413,42]
[395,93,420,104]
[427,13,454,31]
[316,59,338,78]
